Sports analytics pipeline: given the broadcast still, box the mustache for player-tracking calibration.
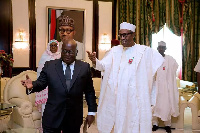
[121,40,134,45]
[62,35,67,37]
[121,39,127,43]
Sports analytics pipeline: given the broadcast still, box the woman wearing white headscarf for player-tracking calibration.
[35,39,61,115]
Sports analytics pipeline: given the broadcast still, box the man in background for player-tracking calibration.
[152,41,179,133]
[58,15,83,60]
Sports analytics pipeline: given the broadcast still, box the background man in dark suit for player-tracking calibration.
[21,39,97,133]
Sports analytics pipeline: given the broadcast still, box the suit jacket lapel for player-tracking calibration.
[69,60,82,89]
[55,59,67,89]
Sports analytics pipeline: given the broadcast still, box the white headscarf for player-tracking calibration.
[37,40,61,77]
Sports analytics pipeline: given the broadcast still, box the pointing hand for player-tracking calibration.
[86,51,96,64]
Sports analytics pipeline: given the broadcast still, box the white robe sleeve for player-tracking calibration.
[194,58,200,73]
[94,50,113,72]
[173,58,179,74]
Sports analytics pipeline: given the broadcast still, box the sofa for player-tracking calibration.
[177,78,196,101]
[3,70,41,129]
[188,92,200,130]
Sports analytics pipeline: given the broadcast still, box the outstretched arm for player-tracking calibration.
[21,63,48,94]
[86,51,96,65]
[84,64,97,127]
[86,50,112,72]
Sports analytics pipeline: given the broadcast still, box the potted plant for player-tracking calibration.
[0,50,14,77]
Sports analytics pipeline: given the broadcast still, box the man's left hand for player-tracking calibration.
[86,115,95,128]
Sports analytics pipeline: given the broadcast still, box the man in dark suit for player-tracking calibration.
[21,39,97,133]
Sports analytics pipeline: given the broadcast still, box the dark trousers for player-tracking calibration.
[43,124,80,133]
[43,110,81,133]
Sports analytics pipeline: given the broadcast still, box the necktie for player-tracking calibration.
[65,65,71,90]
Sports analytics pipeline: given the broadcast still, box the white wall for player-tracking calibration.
[12,0,29,67]
[98,1,112,60]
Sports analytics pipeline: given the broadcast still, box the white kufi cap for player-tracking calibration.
[120,22,136,32]
[158,41,166,46]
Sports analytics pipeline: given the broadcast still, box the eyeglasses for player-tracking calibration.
[62,49,75,55]
[50,44,58,47]
[118,32,133,38]
[157,46,166,50]
[59,28,74,34]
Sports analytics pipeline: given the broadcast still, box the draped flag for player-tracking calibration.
[50,9,56,40]
[48,9,63,42]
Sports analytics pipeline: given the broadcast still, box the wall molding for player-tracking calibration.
[28,0,36,71]
[0,0,13,54]
[92,0,116,59]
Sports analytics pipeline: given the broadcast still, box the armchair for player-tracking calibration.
[3,70,41,129]
[188,92,200,130]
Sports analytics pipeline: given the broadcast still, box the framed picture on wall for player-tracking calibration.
[47,7,85,60]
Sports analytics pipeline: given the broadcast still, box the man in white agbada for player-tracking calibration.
[152,41,179,133]
[194,58,200,94]
[87,22,164,133]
